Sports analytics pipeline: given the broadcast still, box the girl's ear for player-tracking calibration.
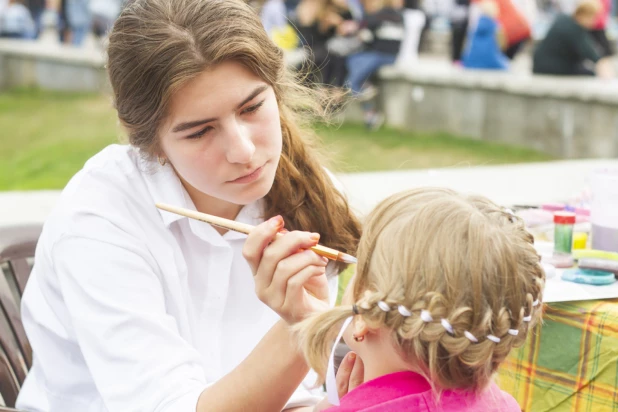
[353,316,369,339]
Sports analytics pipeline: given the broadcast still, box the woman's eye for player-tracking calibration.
[187,126,213,139]
[185,100,265,139]
[242,100,265,115]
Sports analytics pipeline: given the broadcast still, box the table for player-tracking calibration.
[498,298,618,411]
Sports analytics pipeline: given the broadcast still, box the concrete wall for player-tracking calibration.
[0,39,108,93]
[345,66,618,159]
[2,38,618,159]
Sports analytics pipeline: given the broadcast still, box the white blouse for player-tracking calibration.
[16,145,339,412]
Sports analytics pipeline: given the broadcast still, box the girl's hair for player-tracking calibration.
[106,0,361,260]
[296,188,545,392]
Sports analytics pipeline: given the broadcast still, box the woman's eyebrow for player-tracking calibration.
[171,85,269,133]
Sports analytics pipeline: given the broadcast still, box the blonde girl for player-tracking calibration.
[297,187,545,411]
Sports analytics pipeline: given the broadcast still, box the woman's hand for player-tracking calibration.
[313,352,365,411]
[243,216,330,325]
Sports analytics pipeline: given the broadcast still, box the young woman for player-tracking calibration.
[16,0,361,411]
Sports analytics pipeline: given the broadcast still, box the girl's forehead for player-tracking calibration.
[168,63,266,111]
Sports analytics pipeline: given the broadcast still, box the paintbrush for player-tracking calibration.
[156,203,358,264]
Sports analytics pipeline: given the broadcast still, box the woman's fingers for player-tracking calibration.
[280,263,329,322]
[242,215,284,273]
[303,266,330,302]
[255,231,323,291]
[245,222,332,323]
[271,248,327,292]
[262,249,328,319]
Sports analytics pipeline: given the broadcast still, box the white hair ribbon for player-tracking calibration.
[398,305,412,317]
[464,331,478,343]
[326,316,354,406]
[420,310,433,323]
[377,301,391,312]
[441,319,454,334]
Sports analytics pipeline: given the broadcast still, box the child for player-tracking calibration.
[462,0,509,70]
[296,187,545,411]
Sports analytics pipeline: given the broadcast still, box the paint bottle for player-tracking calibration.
[572,232,588,250]
[554,211,575,255]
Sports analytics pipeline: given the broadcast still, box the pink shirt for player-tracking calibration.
[326,371,521,412]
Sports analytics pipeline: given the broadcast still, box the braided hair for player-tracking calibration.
[295,187,545,393]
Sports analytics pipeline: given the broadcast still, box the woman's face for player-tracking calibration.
[159,61,283,214]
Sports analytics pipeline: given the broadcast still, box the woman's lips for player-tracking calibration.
[228,164,265,184]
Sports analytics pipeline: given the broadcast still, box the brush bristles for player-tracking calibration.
[339,253,358,264]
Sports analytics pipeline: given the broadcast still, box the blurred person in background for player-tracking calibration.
[295,0,333,81]
[397,0,426,66]
[322,0,361,88]
[258,0,303,65]
[295,0,355,87]
[347,0,364,19]
[462,0,509,69]
[588,0,612,57]
[449,0,470,64]
[58,0,68,42]
[468,0,531,60]
[260,0,288,36]
[284,0,301,15]
[533,0,613,78]
[90,0,122,41]
[508,0,536,57]
[26,0,46,38]
[346,0,404,129]
[0,0,36,39]
[64,0,90,45]
[494,0,530,59]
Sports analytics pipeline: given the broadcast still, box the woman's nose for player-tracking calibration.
[225,123,255,164]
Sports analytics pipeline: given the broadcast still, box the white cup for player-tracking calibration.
[590,169,618,253]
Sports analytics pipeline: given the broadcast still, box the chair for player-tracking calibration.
[0,225,41,409]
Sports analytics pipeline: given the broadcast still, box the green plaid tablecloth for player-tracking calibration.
[497,299,618,411]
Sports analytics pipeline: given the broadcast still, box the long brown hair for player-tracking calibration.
[107,0,361,261]
[296,188,545,392]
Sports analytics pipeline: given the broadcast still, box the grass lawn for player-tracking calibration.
[0,88,554,191]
